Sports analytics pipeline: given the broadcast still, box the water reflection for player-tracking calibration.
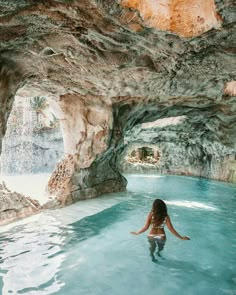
[165,200,218,211]
[66,200,134,246]
[0,216,67,294]
[0,192,129,294]
[0,174,235,295]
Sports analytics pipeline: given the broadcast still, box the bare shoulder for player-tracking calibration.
[147,211,152,219]
[166,215,171,222]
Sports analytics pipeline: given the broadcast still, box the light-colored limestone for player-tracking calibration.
[0,182,41,226]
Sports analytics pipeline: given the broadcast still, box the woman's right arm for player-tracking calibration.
[130,212,152,235]
[166,215,190,240]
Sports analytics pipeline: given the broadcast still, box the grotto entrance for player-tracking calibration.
[122,146,161,173]
[126,147,160,165]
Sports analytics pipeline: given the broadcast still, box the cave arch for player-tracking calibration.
[116,105,236,181]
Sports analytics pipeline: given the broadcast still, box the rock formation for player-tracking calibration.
[0,182,41,226]
[120,115,236,181]
[121,0,222,37]
[0,0,235,221]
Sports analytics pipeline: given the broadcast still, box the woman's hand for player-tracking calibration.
[181,236,190,240]
[130,231,138,235]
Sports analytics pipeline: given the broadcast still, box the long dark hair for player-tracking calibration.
[151,199,168,226]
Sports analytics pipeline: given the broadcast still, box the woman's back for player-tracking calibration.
[149,213,167,236]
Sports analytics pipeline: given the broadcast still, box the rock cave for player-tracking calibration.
[0,0,235,225]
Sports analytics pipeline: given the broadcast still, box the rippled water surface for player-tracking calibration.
[0,174,236,295]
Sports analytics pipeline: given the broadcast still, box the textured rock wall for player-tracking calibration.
[46,94,127,206]
[119,108,236,182]
[121,0,221,37]
[121,142,235,181]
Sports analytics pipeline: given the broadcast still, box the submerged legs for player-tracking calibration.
[148,238,157,261]
[148,237,166,262]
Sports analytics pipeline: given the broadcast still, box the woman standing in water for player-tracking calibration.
[130,199,190,261]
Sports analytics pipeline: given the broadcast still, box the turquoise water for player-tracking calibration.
[0,174,236,294]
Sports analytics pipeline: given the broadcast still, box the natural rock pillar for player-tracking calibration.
[46,94,126,206]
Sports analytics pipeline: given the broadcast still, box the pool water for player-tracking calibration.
[0,174,236,295]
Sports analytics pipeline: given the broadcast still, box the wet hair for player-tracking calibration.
[151,199,168,226]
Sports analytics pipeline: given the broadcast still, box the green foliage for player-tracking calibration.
[49,113,60,128]
[30,96,47,113]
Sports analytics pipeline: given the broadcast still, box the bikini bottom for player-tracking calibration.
[148,234,166,241]
[148,235,166,253]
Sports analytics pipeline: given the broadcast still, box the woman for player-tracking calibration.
[130,199,190,261]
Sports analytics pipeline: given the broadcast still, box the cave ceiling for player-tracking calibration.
[0,0,236,150]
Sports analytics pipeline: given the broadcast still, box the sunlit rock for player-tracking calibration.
[224,81,236,96]
[121,0,221,37]
[0,182,41,226]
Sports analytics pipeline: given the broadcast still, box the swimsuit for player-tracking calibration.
[148,216,166,240]
[151,217,166,229]
[148,233,165,239]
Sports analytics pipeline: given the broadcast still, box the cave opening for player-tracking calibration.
[118,110,236,181]
[126,146,160,166]
[0,92,64,204]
